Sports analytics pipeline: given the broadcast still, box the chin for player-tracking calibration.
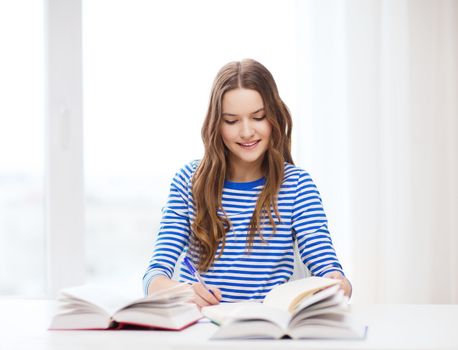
[234,153,265,165]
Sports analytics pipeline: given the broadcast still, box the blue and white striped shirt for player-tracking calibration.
[143,160,344,302]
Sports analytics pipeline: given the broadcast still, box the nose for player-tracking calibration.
[239,119,255,139]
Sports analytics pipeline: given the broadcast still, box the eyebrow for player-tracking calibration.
[222,107,265,117]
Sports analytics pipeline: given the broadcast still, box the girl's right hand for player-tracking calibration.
[191,283,222,307]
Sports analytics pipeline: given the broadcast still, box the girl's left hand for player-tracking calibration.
[323,271,352,298]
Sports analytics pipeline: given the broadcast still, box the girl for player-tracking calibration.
[143,59,351,306]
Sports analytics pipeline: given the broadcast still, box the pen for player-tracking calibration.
[182,256,216,296]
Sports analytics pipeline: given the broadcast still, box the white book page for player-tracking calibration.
[60,285,134,316]
[114,304,202,330]
[289,323,367,339]
[294,284,342,312]
[289,306,349,329]
[203,302,290,330]
[118,284,193,311]
[60,283,194,317]
[263,277,340,312]
[203,302,255,324]
[292,312,352,328]
[303,288,346,312]
[211,320,285,340]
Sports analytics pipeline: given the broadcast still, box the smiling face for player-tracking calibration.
[220,88,272,181]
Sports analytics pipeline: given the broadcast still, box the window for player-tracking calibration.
[82,0,297,291]
[0,1,45,296]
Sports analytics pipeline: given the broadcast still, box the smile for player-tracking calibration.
[237,140,260,149]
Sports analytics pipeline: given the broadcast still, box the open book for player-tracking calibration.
[49,284,202,331]
[202,277,367,340]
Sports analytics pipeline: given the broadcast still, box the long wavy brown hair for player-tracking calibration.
[191,59,294,271]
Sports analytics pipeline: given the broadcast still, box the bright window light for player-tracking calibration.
[83,0,296,291]
[0,0,45,296]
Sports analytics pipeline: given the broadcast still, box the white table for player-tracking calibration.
[1,299,458,350]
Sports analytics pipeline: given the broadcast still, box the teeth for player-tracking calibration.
[240,141,258,147]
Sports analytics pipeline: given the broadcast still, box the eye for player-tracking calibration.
[253,115,266,121]
[223,119,237,125]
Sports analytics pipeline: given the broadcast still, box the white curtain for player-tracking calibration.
[296,0,458,303]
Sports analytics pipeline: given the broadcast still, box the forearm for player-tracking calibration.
[147,275,183,295]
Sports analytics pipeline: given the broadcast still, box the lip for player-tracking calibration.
[237,140,261,149]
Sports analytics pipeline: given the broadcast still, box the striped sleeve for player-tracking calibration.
[292,170,344,277]
[142,162,196,295]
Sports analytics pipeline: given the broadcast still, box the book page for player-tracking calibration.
[210,320,285,340]
[288,323,367,340]
[263,277,340,313]
[117,284,193,312]
[300,288,347,313]
[60,285,138,316]
[294,284,342,311]
[202,302,290,330]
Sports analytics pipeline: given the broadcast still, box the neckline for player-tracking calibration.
[224,177,266,190]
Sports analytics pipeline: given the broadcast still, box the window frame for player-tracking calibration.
[44,0,85,296]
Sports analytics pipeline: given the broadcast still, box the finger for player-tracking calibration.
[324,272,347,293]
[193,283,220,305]
[208,286,223,301]
[343,278,353,298]
[324,271,344,280]
[193,292,212,308]
[323,272,352,298]
[333,277,349,297]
